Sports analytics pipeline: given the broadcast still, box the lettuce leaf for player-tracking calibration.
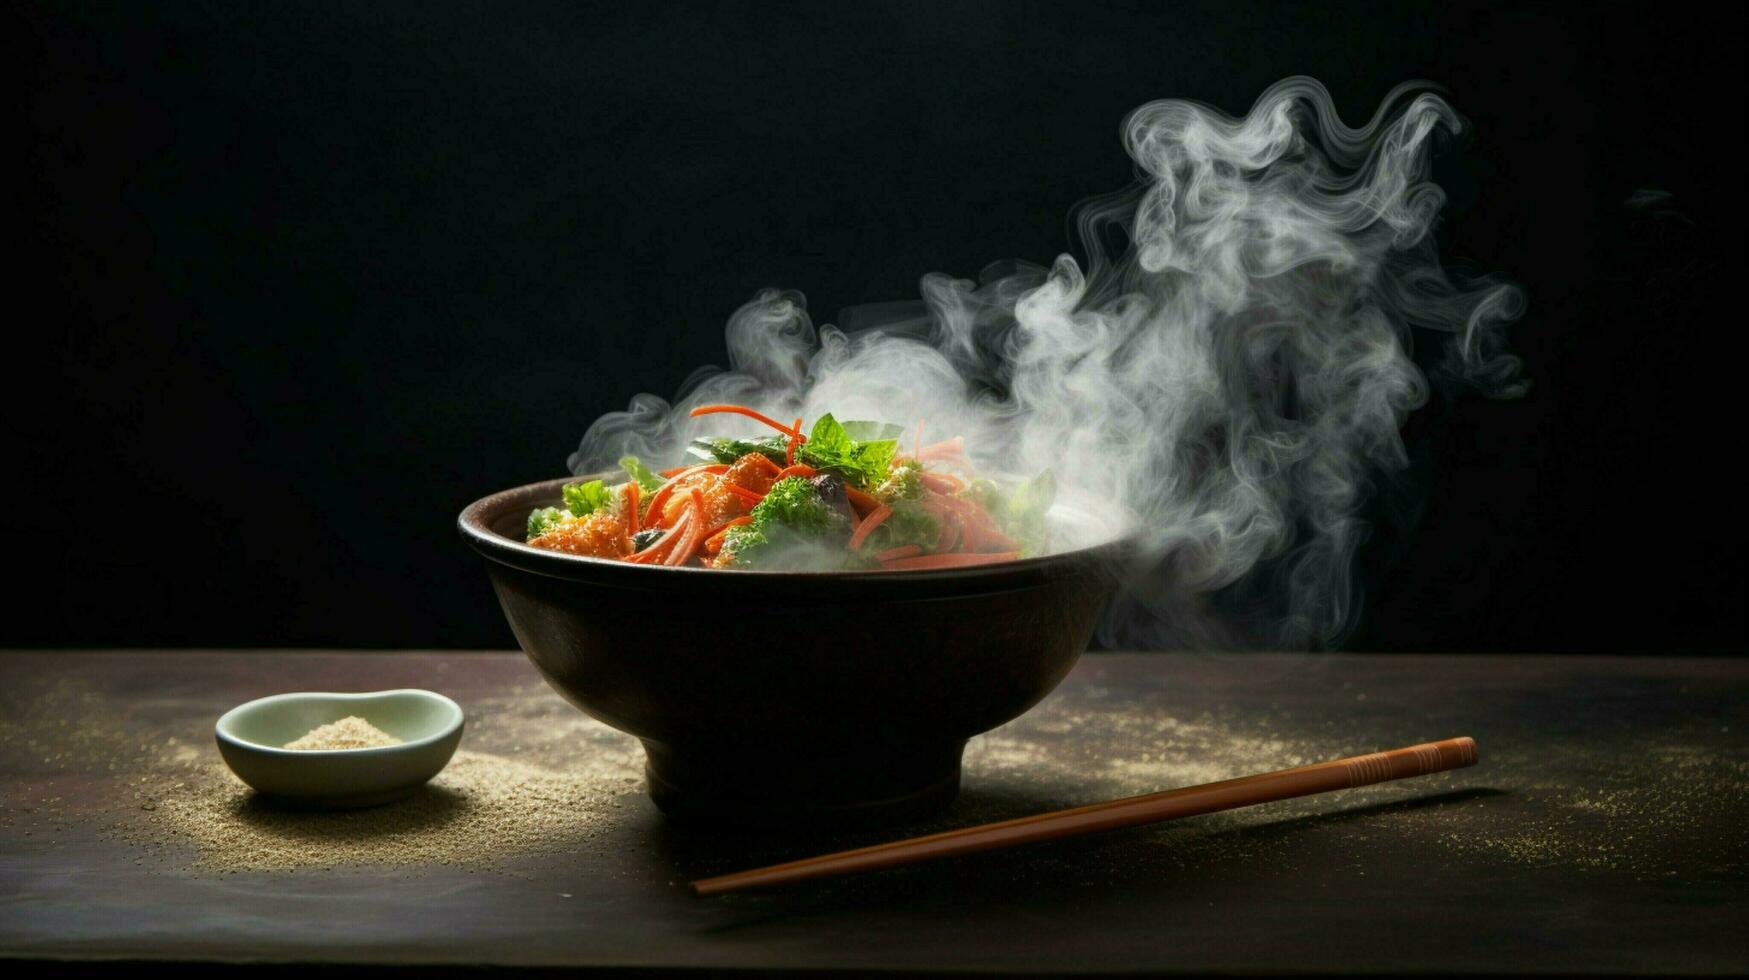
[618,455,663,492]
[561,479,614,518]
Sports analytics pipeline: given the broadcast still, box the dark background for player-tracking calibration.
[12,1,1742,652]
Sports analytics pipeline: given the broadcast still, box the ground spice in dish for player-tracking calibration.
[284,716,402,750]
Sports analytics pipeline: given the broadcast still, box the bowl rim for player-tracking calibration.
[214,688,465,757]
[459,474,1132,582]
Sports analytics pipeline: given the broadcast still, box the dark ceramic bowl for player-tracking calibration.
[459,476,1126,829]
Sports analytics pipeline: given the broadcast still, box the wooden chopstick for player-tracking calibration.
[691,736,1477,896]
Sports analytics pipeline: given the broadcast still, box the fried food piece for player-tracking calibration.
[528,509,631,558]
[660,453,779,527]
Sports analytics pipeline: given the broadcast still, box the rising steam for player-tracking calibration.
[569,77,1525,649]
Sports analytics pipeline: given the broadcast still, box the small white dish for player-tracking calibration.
[214,689,465,808]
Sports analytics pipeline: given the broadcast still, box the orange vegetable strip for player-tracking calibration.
[918,437,965,459]
[627,511,691,564]
[845,486,881,513]
[957,513,985,552]
[980,528,1020,552]
[785,417,803,467]
[775,464,816,481]
[934,515,961,553]
[720,483,765,506]
[918,471,964,494]
[689,404,804,439]
[700,515,752,542]
[880,551,1021,571]
[645,464,727,527]
[875,544,923,562]
[664,489,709,567]
[942,494,1017,552]
[623,481,641,535]
[848,504,893,551]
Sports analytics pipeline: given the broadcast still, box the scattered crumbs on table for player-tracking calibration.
[0,672,646,876]
[118,749,643,873]
[3,660,1744,884]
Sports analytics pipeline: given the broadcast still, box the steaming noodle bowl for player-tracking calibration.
[526,405,1059,570]
[550,78,1525,638]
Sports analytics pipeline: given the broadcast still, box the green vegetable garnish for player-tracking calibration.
[796,413,898,490]
[840,420,905,442]
[876,458,926,502]
[717,476,853,569]
[866,501,938,552]
[561,479,614,518]
[618,455,663,492]
[687,436,788,466]
[526,507,568,538]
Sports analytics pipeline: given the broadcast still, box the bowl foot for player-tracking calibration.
[642,739,965,830]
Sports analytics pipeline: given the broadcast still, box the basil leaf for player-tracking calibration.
[841,420,905,442]
[805,413,852,457]
[850,438,897,481]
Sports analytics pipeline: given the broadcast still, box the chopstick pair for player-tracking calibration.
[692,736,1478,896]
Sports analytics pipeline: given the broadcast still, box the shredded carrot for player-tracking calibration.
[718,483,765,506]
[645,464,727,527]
[918,471,964,494]
[934,515,961,553]
[663,489,709,567]
[775,464,816,481]
[627,511,691,563]
[689,404,804,440]
[623,481,641,535]
[875,544,923,562]
[880,551,1021,570]
[848,504,893,551]
[938,493,1015,552]
[918,437,965,460]
[845,486,881,513]
[785,417,803,467]
[700,515,752,542]
[700,515,753,558]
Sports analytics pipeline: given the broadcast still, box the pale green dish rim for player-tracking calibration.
[215,689,465,754]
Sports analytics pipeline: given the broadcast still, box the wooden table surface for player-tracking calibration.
[1,650,1744,975]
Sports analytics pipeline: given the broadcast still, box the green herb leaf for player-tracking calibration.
[561,479,614,518]
[797,413,900,490]
[526,507,568,539]
[618,455,663,492]
[805,413,852,457]
[687,436,787,466]
[841,420,905,442]
[850,439,897,482]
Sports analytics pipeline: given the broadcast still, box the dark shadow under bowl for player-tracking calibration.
[459,476,1127,830]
